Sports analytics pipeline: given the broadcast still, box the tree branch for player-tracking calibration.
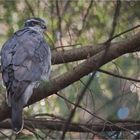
[1,119,140,132]
[0,32,140,123]
[98,69,140,82]
[52,25,140,65]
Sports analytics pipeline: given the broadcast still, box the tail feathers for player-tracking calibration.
[11,102,23,134]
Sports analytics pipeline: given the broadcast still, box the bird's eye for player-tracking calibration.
[31,22,35,26]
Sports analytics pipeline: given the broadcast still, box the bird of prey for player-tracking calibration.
[1,17,51,133]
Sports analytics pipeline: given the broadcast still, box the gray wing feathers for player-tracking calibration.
[1,37,17,70]
[1,29,51,105]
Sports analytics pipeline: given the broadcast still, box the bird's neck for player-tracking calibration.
[29,26,44,35]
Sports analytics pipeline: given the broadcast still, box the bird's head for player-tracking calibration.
[24,17,47,33]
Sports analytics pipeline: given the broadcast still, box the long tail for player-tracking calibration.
[11,102,23,134]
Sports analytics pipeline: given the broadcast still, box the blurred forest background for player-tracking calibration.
[0,0,140,139]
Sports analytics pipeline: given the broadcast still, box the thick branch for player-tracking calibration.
[52,25,140,65]
[52,44,104,64]
[0,32,140,122]
[1,119,140,132]
[31,32,140,104]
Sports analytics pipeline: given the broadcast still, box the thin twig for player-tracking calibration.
[24,125,44,140]
[62,0,71,17]
[56,0,63,47]
[98,69,140,82]
[0,131,10,140]
[106,0,121,43]
[109,24,140,42]
[78,0,94,36]
[24,0,35,16]
[55,93,134,135]
[56,0,62,35]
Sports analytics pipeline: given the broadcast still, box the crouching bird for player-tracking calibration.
[1,17,51,133]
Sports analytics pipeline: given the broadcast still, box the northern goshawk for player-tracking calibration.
[1,17,51,133]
